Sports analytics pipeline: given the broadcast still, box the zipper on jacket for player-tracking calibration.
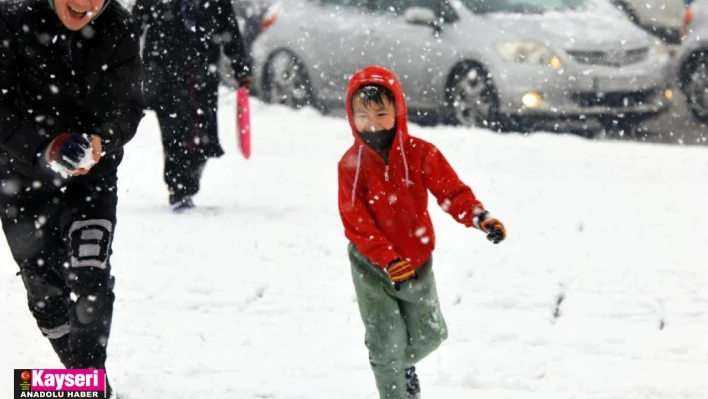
[384,165,389,182]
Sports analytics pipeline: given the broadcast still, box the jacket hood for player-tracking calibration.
[343,66,415,210]
[345,65,409,144]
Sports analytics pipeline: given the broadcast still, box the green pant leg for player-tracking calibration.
[397,259,449,366]
[349,244,408,399]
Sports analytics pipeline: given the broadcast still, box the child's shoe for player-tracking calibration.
[404,366,420,399]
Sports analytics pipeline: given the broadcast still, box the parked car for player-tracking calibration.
[251,0,673,132]
[609,0,685,50]
[677,0,708,121]
[220,0,277,87]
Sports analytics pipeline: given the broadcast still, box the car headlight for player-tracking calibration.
[496,40,563,69]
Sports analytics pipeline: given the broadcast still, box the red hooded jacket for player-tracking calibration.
[338,66,485,269]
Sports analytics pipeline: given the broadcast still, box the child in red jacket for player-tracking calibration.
[338,65,506,399]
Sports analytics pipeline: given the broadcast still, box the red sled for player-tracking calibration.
[236,87,251,159]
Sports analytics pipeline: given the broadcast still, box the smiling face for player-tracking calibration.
[53,0,106,31]
[352,90,396,134]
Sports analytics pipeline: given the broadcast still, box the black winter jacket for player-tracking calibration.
[0,0,145,181]
[133,0,250,100]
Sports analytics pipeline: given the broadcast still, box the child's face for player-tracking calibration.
[352,95,396,134]
[54,0,105,31]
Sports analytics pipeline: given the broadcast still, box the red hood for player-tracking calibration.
[345,65,409,144]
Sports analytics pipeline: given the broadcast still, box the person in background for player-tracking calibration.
[133,0,252,212]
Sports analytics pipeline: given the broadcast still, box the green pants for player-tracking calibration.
[348,244,448,399]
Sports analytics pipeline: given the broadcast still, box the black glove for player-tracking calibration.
[482,219,506,244]
[45,133,91,171]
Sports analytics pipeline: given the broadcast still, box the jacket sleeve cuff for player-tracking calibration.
[472,207,493,230]
[93,124,123,154]
[372,250,400,270]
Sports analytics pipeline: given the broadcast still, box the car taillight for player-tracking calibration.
[683,7,694,37]
[260,11,277,32]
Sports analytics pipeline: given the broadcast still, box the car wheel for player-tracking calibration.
[445,64,507,130]
[681,51,708,122]
[263,50,316,109]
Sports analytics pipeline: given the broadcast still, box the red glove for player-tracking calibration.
[385,259,416,283]
[473,208,507,244]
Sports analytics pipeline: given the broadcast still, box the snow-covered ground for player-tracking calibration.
[2,90,707,398]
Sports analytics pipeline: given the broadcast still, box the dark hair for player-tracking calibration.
[351,84,395,109]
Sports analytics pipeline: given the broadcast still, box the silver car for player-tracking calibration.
[677,0,708,121]
[252,0,673,131]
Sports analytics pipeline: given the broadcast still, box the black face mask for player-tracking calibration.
[359,126,396,151]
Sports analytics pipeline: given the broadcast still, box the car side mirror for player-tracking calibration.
[404,7,441,33]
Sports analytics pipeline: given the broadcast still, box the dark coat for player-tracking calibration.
[133,0,250,107]
[0,0,145,181]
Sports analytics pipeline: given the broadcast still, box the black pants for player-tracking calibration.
[151,62,224,203]
[0,172,118,369]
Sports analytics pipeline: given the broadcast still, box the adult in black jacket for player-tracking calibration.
[133,0,251,211]
[0,0,144,395]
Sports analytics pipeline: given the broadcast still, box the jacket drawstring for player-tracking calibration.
[351,133,413,206]
[351,144,364,207]
[398,131,413,186]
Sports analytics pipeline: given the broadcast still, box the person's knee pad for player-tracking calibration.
[65,218,116,326]
[65,218,115,293]
[67,219,113,271]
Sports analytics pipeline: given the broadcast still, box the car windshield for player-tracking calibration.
[460,0,588,14]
